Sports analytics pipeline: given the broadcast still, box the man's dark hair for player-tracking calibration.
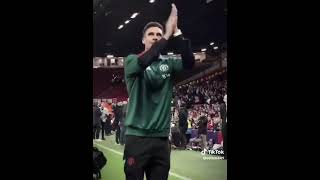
[142,22,164,38]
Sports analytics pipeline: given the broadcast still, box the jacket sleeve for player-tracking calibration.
[124,38,168,78]
[173,35,195,70]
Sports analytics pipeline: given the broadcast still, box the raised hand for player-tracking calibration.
[164,4,178,40]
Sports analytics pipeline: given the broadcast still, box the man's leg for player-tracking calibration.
[186,133,191,144]
[115,126,120,144]
[106,121,111,135]
[124,136,151,180]
[203,134,208,150]
[95,126,101,139]
[101,122,106,140]
[120,126,125,145]
[182,131,187,148]
[172,131,181,147]
[145,137,170,180]
[93,126,97,140]
[179,127,186,149]
[200,134,207,150]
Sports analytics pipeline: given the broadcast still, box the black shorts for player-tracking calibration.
[123,135,171,180]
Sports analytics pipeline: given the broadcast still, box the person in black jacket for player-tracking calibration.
[197,112,208,150]
[178,105,188,149]
[93,102,102,140]
[114,102,123,144]
[119,102,127,145]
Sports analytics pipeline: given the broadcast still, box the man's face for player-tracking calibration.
[142,27,163,50]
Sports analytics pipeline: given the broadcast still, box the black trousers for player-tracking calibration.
[105,120,112,135]
[179,127,187,148]
[123,135,170,180]
[171,130,181,147]
[93,124,101,139]
[186,134,191,144]
[101,122,106,139]
[115,126,120,144]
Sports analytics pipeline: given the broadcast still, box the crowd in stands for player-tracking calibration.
[173,69,227,106]
[170,70,227,153]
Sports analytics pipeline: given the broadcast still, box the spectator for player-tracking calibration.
[119,101,127,145]
[197,112,208,150]
[178,105,188,149]
[114,102,123,144]
[93,102,102,141]
[186,117,193,145]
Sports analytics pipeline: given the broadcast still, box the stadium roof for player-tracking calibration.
[93,0,226,57]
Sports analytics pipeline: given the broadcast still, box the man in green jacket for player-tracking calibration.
[123,4,195,180]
